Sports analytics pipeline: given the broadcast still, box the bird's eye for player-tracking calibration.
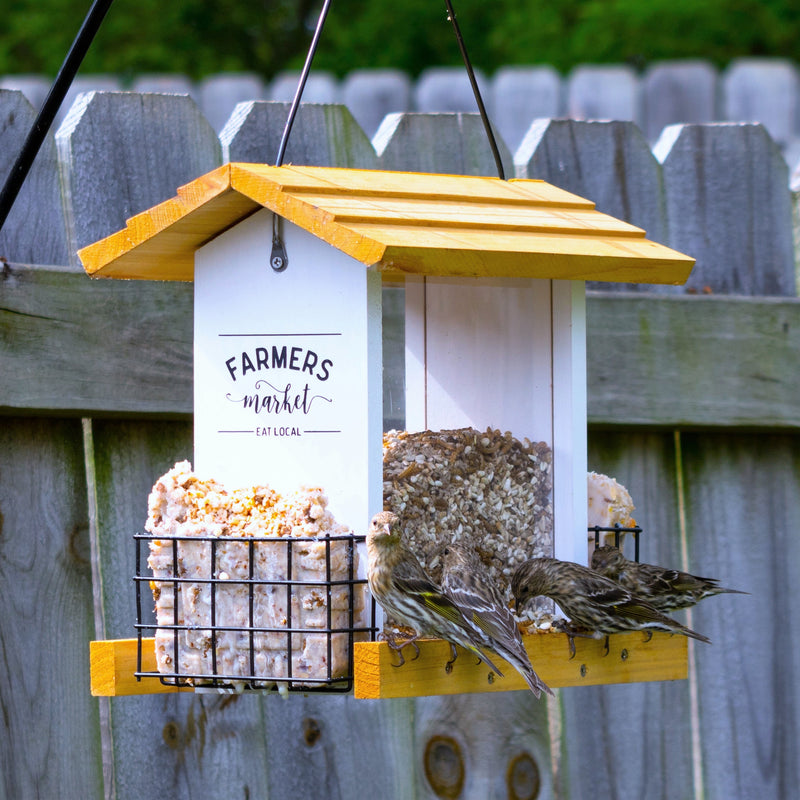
[443,547,450,555]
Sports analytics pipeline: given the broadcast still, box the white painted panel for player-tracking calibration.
[552,279,588,564]
[407,276,553,444]
[193,208,382,534]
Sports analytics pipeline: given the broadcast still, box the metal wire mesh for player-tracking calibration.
[134,532,376,693]
[589,524,643,561]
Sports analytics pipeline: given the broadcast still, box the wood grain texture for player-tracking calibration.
[354,633,687,699]
[56,91,222,268]
[261,694,417,800]
[413,689,554,799]
[0,263,193,416]
[557,431,697,800]
[77,161,693,284]
[0,90,69,265]
[374,111,514,178]
[586,292,800,428]
[681,432,800,799]
[0,419,103,798]
[221,101,379,168]
[4,275,799,430]
[654,122,796,295]
[90,639,190,696]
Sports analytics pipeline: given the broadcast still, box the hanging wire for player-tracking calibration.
[275,0,333,167]
[443,0,505,180]
[0,0,115,235]
[271,0,334,272]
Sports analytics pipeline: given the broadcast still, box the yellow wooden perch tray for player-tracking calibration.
[90,631,687,697]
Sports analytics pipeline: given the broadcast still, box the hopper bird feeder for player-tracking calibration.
[81,163,694,698]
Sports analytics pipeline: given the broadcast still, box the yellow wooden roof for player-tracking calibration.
[78,163,694,284]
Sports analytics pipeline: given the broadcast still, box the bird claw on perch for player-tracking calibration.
[382,631,421,668]
[445,642,459,674]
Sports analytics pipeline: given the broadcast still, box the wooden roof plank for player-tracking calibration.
[77,164,694,284]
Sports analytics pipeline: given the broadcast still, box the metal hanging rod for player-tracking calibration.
[443,0,506,180]
[0,0,115,235]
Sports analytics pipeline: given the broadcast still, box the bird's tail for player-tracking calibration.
[494,642,553,698]
[521,665,553,698]
[467,643,505,678]
[677,623,711,644]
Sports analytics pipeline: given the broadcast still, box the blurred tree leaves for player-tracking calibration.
[0,0,797,79]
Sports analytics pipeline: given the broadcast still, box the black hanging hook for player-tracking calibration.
[270,0,334,273]
[0,0,116,236]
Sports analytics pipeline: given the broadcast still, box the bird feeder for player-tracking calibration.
[82,163,694,698]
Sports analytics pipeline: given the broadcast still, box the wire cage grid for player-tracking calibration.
[134,531,377,693]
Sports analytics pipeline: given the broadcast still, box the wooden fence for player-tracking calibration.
[3,57,800,164]
[1,87,799,799]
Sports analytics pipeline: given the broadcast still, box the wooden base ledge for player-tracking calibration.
[353,631,688,699]
[90,639,191,696]
[90,631,687,698]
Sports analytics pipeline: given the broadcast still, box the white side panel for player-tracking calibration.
[406,276,553,444]
[552,279,588,565]
[193,208,382,536]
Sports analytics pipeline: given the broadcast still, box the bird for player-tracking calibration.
[591,545,747,612]
[440,543,552,698]
[366,511,505,677]
[511,557,711,651]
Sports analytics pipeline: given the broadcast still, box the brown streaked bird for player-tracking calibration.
[591,545,747,612]
[441,543,552,698]
[511,556,711,645]
[366,511,504,676]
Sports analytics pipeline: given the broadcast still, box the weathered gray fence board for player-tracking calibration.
[0,263,193,416]
[566,65,641,124]
[681,432,800,800]
[642,61,718,143]
[0,418,103,798]
[492,66,563,154]
[654,122,796,296]
[374,112,512,176]
[413,692,553,798]
[6,273,799,430]
[56,92,222,266]
[220,101,377,168]
[413,67,491,114]
[88,419,273,800]
[723,59,800,149]
[586,293,800,429]
[198,72,265,133]
[269,71,339,104]
[558,431,696,799]
[262,695,417,799]
[341,69,412,140]
[515,119,671,293]
[0,90,69,265]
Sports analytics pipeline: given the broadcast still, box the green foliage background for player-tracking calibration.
[1,0,798,79]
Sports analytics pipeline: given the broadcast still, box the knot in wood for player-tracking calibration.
[162,720,181,749]
[424,735,464,799]
[507,752,540,800]
[303,717,321,747]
